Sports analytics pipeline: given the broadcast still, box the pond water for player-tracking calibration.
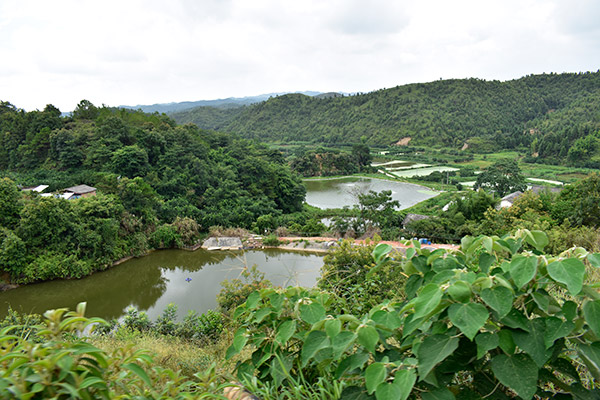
[304,176,438,210]
[0,249,324,321]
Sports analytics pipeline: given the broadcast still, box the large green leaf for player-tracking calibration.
[373,243,392,264]
[365,362,387,395]
[479,253,496,274]
[501,308,529,331]
[232,328,248,352]
[512,319,552,367]
[358,325,379,353]
[509,255,537,289]
[448,303,489,340]
[332,331,357,358]
[583,300,600,338]
[375,381,400,400]
[245,291,261,309]
[547,258,585,296]
[335,352,370,379]
[413,284,443,319]
[491,353,538,400]
[299,302,326,325]
[498,329,516,354]
[480,286,512,319]
[587,253,600,268]
[325,318,342,338]
[475,332,499,359]
[371,310,402,330]
[578,342,600,381]
[544,317,575,349]
[379,369,416,400]
[525,230,549,252]
[417,334,459,379]
[447,281,472,303]
[301,331,329,367]
[275,320,296,345]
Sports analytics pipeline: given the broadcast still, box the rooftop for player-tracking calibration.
[63,185,96,194]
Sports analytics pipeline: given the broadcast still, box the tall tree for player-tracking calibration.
[475,159,527,197]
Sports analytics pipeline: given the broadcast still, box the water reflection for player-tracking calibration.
[304,176,438,210]
[0,249,323,321]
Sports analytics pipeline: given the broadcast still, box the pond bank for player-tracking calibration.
[274,236,459,254]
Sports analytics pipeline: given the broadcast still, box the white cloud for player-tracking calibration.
[0,0,598,111]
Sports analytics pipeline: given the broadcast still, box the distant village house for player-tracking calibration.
[62,185,97,199]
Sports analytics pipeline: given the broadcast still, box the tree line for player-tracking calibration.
[171,71,600,166]
[0,100,306,283]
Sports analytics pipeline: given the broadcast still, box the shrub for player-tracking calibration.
[318,240,406,315]
[0,303,224,398]
[229,230,600,399]
[123,306,152,332]
[155,303,178,336]
[150,224,182,249]
[262,234,281,246]
[217,264,272,313]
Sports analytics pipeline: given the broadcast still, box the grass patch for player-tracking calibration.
[90,328,235,379]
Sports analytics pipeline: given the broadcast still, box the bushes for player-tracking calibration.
[228,230,600,399]
[120,304,225,343]
[150,224,182,249]
[0,303,223,398]
[318,240,406,315]
[217,264,272,313]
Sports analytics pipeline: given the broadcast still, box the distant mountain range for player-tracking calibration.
[119,91,324,114]
[167,72,600,167]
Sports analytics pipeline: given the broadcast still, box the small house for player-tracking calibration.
[497,191,523,209]
[63,185,97,199]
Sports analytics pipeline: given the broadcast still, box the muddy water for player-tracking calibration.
[0,248,324,320]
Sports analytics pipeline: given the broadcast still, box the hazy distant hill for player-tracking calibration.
[121,91,322,114]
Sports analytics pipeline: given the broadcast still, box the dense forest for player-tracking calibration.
[172,72,600,166]
[0,100,306,283]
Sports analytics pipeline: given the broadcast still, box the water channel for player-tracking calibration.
[304,176,438,210]
[0,249,324,321]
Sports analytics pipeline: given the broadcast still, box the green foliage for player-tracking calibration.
[229,230,600,398]
[475,159,527,197]
[175,72,600,155]
[318,240,406,315]
[151,224,183,249]
[0,100,307,284]
[262,234,281,246]
[0,178,22,228]
[0,303,229,398]
[217,264,272,313]
[290,145,374,177]
[123,307,153,332]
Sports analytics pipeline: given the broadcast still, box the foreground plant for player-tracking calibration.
[228,229,600,399]
[0,303,230,399]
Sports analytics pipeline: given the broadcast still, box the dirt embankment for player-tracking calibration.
[276,236,459,254]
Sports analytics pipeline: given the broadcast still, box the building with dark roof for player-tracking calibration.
[63,185,97,199]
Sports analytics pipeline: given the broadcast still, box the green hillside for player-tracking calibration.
[172,72,600,165]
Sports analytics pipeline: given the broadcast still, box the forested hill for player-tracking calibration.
[0,100,306,227]
[172,72,600,152]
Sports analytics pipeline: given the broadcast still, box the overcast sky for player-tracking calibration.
[1,0,599,111]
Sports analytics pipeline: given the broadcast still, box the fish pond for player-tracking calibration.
[304,176,438,210]
[0,249,324,321]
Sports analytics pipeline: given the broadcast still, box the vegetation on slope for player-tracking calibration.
[173,72,600,166]
[0,99,306,284]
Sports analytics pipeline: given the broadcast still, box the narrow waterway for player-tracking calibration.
[0,248,324,321]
